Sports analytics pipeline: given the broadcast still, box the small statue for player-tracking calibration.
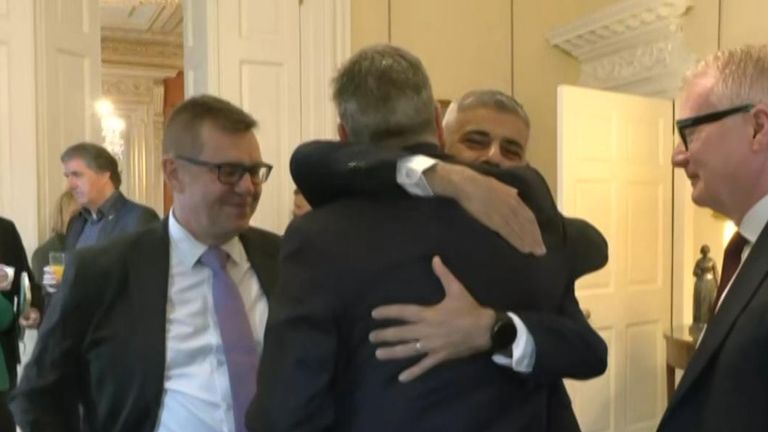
[690,244,718,341]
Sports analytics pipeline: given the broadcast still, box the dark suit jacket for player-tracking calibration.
[64,191,159,251]
[246,141,607,432]
[284,140,607,432]
[10,222,280,432]
[658,221,768,432]
[0,217,43,389]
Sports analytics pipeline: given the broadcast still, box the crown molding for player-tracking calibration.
[102,30,183,70]
[548,0,695,98]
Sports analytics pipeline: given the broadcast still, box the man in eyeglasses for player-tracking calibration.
[658,45,768,432]
[11,95,280,432]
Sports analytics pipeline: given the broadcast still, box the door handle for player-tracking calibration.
[582,308,592,321]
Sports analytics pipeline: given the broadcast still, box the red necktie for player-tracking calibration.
[715,232,748,308]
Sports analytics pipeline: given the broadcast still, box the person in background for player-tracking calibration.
[292,188,312,218]
[31,191,79,284]
[42,143,159,291]
[0,217,44,429]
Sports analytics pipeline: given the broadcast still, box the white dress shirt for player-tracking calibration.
[396,155,536,372]
[714,193,768,311]
[154,211,268,432]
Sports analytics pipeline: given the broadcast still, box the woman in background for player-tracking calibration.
[31,191,79,284]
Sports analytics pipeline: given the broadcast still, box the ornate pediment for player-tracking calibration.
[548,0,695,98]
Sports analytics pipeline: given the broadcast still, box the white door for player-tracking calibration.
[36,0,102,237]
[0,0,38,247]
[184,0,302,234]
[558,85,673,432]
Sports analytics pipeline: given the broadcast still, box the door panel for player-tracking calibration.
[558,85,673,432]
[184,0,301,234]
[0,1,37,246]
[37,0,101,237]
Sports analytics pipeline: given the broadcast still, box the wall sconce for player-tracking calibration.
[95,98,126,160]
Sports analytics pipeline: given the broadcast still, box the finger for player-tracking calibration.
[370,323,428,344]
[375,341,426,360]
[431,256,466,297]
[398,353,446,382]
[371,304,425,321]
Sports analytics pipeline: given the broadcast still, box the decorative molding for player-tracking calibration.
[548,0,695,98]
[102,29,183,70]
[101,73,165,215]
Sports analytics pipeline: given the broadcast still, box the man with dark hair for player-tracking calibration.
[60,142,158,251]
[12,94,280,432]
[248,44,605,432]
[442,89,531,167]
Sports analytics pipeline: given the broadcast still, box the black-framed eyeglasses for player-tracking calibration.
[676,103,754,150]
[176,155,273,185]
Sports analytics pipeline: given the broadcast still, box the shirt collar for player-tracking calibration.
[81,190,121,222]
[168,209,248,270]
[739,193,768,244]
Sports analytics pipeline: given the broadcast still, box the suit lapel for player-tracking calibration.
[126,220,170,420]
[96,192,128,242]
[239,230,279,299]
[64,216,86,251]
[668,224,768,409]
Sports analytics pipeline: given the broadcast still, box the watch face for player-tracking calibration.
[491,315,517,352]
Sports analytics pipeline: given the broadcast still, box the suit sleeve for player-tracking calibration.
[10,252,94,431]
[4,221,43,313]
[516,283,607,382]
[246,220,338,432]
[290,140,411,208]
[135,206,161,229]
[514,218,608,382]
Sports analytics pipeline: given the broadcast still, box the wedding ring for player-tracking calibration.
[415,341,423,352]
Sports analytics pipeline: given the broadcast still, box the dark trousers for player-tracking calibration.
[0,391,14,432]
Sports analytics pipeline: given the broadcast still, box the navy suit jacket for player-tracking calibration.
[658,220,768,432]
[11,221,280,432]
[64,191,159,251]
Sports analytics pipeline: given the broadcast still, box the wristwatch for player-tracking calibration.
[490,311,518,353]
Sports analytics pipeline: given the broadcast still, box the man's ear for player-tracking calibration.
[162,156,184,193]
[751,104,768,152]
[434,105,446,151]
[337,123,349,142]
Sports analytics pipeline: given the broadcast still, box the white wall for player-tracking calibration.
[0,0,38,251]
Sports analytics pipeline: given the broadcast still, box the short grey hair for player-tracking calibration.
[443,89,530,128]
[333,44,436,145]
[685,45,768,108]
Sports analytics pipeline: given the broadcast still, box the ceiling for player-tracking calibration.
[100,0,182,34]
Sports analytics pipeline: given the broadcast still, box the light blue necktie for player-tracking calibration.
[199,247,259,432]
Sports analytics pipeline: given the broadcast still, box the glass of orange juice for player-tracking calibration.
[49,252,66,282]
